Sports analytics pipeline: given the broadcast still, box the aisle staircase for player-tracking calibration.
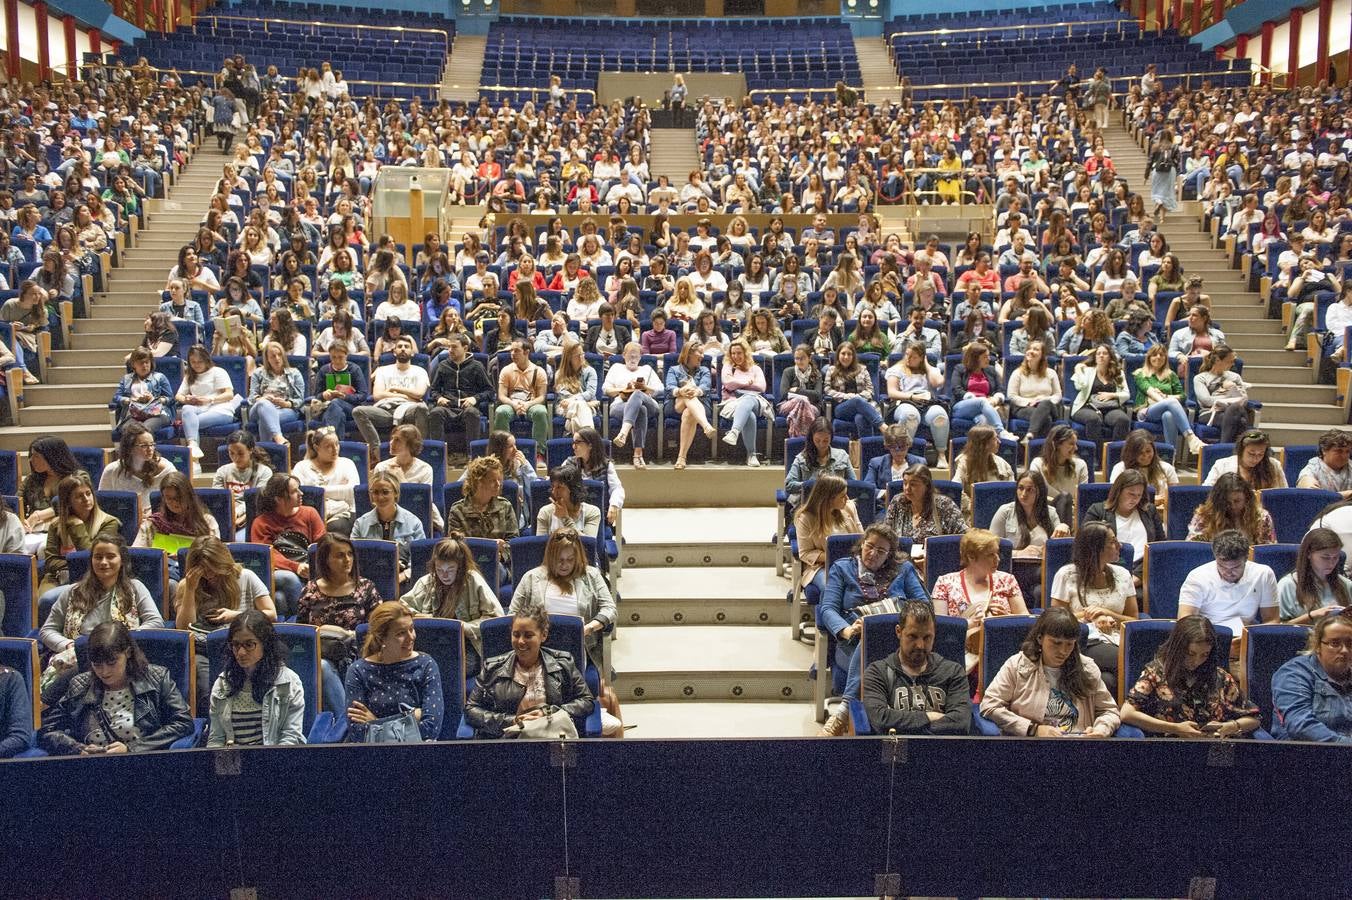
[855,35,902,104]
[1101,122,1345,449]
[649,128,701,188]
[0,146,225,453]
[441,34,486,103]
[610,467,817,738]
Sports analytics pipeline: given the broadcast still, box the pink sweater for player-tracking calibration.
[719,363,766,403]
[979,652,1121,736]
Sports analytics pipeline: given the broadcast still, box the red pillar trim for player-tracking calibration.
[63,15,77,80]
[1191,0,1202,34]
[1137,0,1147,28]
[1260,21,1274,84]
[1155,0,1165,31]
[3,0,20,81]
[109,39,121,58]
[1172,0,1182,32]
[1288,8,1303,87]
[89,29,101,57]
[33,1,50,81]
[1316,0,1332,84]
[1211,0,1223,25]
[1235,33,1248,62]
[135,0,145,30]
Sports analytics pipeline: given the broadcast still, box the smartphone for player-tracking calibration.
[1200,722,1223,732]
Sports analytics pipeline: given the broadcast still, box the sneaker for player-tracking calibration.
[1186,432,1205,456]
[747,454,761,467]
[819,710,849,737]
[722,429,740,447]
[189,442,203,460]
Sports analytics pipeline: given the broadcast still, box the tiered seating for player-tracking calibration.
[483,17,859,92]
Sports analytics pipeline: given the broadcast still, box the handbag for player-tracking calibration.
[853,597,900,619]
[502,705,579,740]
[364,703,423,744]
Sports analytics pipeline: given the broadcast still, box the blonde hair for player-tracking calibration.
[361,601,414,658]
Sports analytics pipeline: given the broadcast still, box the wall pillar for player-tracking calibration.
[1259,21,1273,84]
[34,1,50,81]
[3,0,19,81]
[63,14,77,80]
[1191,0,1202,34]
[1316,0,1332,84]
[1288,7,1302,87]
[90,29,101,56]
[1210,0,1222,25]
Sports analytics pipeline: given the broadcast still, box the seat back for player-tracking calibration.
[1250,543,1301,582]
[925,534,1013,594]
[76,627,197,716]
[0,637,40,736]
[1282,445,1319,488]
[0,554,37,637]
[337,441,371,484]
[149,487,234,545]
[860,613,967,670]
[409,537,501,595]
[1165,484,1212,540]
[971,481,1016,530]
[410,617,467,740]
[1241,623,1311,732]
[95,490,141,546]
[479,613,587,673]
[71,446,109,487]
[979,614,1039,691]
[1118,619,1233,706]
[0,449,17,496]
[1142,541,1216,619]
[1260,488,1341,544]
[66,548,170,615]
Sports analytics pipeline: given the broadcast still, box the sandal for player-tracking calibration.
[674,457,687,470]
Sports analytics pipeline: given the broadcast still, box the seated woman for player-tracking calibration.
[292,427,361,536]
[38,622,193,755]
[0,661,32,758]
[1277,527,1351,624]
[351,471,426,585]
[1187,472,1276,545]
[989,471,1069,606]
[603,341,662,468]
[784,417,856,507]
[401,534,504,675]
[1081,470,1165,585]
[1271,611,1352,742]
[795,475,864,599]
[344,600,444,743]
[111,348,174,440]
[1049,522,1138,696]
[862,424,925,500]
[664,340,716,470]
[175,534,277,710]
[38,472,122,596]
[719,338,770,468]
[487,430,538,533]
[465,604,596,738]
[297,533,383,719]
[176,345,243,466]
[565,427,625,528]
[950,425,1014,514]
[374,424,443,533]
[818,523,928,736]
[932,528,1029,673]
[39,533,163,686]
[979,606,1120,737]
[1192,343,1251,445]
[509,528,616,670]
[1006,340,1062,441]
[1121,614,1261,738]
[247,341,306,445]
[1108,428,1179,512]
[945,341,1016,442]
[134,471,219,591]
[1202,428,1286,489]
[19,437,83,557]
[249,473,325,617]
[536,463,601,538]
[98,421,177,514]
[1069,343,1131,445]
[1028,424,1088,523]
[206,610,305,747]
[1132,343,1204,459]
[883,463,966,567]
[885,341,950,465]
[446,456,519,573]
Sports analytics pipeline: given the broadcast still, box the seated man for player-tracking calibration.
[1178,529,1279,657]
[493,338,550,460]
[428,332,493,449]
[352,334,429,462]
[861,600,971,735]
[1297,428,1352,498]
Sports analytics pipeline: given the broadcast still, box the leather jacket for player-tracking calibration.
[39,664,193,755]
[465,647,594,738]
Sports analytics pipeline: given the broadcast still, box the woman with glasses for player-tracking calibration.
[207,610,305,747]
[563,427,624,528]
[1270,611,1352,743]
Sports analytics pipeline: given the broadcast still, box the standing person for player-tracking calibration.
[212,88,244,152]
[354,335,430,463]
[860,600,972,735]
[492,339,550,463]
[1084,67,1112,130]
[1145,128,1180,225]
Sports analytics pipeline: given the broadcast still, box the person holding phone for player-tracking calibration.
[603,341,661,468]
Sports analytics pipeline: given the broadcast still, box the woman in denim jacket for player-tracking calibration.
[1272,612,1352,743]
[207,611,305,747]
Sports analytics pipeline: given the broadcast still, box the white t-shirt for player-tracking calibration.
[543,582,576,618]
[181,366,241,417]
[1050,564,1134,615]
[1114,510,1149,564]
[1178,561,1278,636]
[373,363,430,409]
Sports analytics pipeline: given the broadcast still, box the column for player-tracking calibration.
[1211,0,1223,25]
[1191,0,1202,34]
[90,29,101,57]
[3,0,19,81]
[34,1,50,81]
[1315,0,1332,84]
[63,15,77,81]
[1288,8,1302,87]
[1259,21,1273,84]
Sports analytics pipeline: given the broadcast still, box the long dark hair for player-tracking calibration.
[1155,615,1219,696]
[569,426,608,479]
[1294,527,1352,613]
[1071,522,1117,607]
[1013,471,1055,551]
[1021,606,1095,698]
[66,534,138,626]
[799,417,835,467]
[28,436,80,481]
[223,610,285,703]
[87,621,150,686]
[1233,430,1281,490]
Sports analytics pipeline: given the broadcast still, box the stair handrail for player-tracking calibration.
[196,14,451,55]
[887,17,1137,41]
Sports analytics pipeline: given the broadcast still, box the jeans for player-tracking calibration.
[354,402,430,456]
[249,401,298,440]
[1142,397,1193,448]
[314,398,358,434]
[180,407,237,443]
[134,167,163,198]
[835,638,862,700]
[894,403,950,450]
[723,394,762,455]
[951,397,1004,430]
[1014,399,1058,439]
[273,570,303,618]
[1289,302,1316,347]
[610,392,660,447]
[1182,167,1210,198]
[1073,406,1131,444]
[493,403,550,451]
[320,659,347,717]
[832,396,882,437]
[428,404,482,446]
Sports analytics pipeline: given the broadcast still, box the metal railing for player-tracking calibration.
[194,14,451,54]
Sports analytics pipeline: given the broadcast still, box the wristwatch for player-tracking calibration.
[1026,722,1039,737]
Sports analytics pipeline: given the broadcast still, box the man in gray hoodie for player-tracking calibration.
[861,601,972,735]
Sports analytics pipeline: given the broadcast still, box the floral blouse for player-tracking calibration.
[884,494,967,544]
[1127,660,1258,726]
[932,569,1023,619]
[297,576,383,631]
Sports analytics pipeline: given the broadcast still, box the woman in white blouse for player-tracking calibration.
[1049,521,1138,696]
[291,427,361,535]
[176,346,242,463]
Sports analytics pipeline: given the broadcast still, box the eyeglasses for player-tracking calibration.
[229,639,260,652]
[1320,639,1352,651]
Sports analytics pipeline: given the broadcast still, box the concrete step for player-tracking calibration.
[0,423,113,453]
[619,567,788,626]
[47,364,127,385]
[53,348,139,367]
[23,383,120,406]
[1256,402,1347,426]
[1234,348,1320,366]
[21,403,112,427]
[621,507,778,567]
[1248,382,1337,404]
[1263,422,1352,448]
[612,625,812,703]
[89,304,161,319]
[622,465,784,507]
[70,331,144,351]
[1223,331,1294,349]
[73,316,149,332]
[620,701,815,738]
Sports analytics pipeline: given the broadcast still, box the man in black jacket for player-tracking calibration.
[584,304,632,356]
[427,333,493,449]
[861,601,971,735]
